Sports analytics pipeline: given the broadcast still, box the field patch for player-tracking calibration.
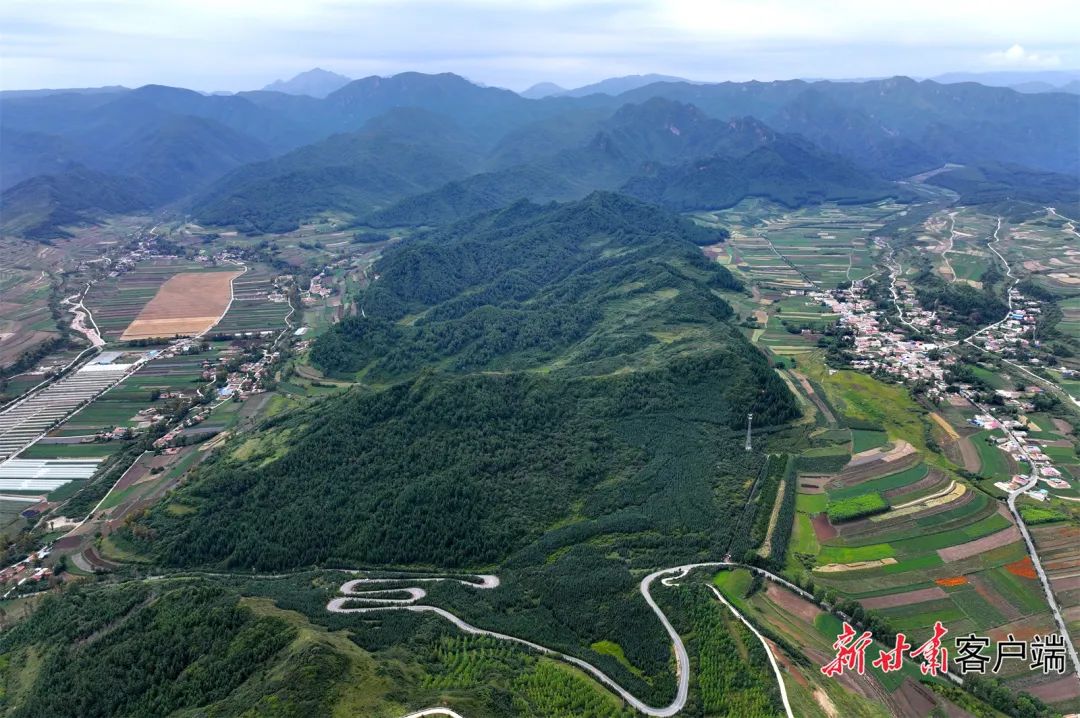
[121,270,242,340]
[1006,556,1037,579]
[860,586,947,610]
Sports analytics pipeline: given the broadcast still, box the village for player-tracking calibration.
[808,276,1075,503]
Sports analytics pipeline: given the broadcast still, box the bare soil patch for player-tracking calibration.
[765,583,821,624]
[1024,673,1080,703]
[121,270,241,339]
[937,526,1021,562]
[1052,418,1074,435]
[811,513,838,541]
[861,586,948,610]
[1051,574,1080,592]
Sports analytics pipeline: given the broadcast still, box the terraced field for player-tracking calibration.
[784,366,1077,709]
[0,238,63,368]
[713,569,973,717]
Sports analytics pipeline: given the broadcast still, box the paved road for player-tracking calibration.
[961,388,1080,678]
[882,218,1080,677]
[331,566,797,718]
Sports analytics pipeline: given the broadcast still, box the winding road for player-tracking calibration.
[329,565,799,718]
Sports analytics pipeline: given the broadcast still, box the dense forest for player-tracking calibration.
[0,582,301,717]
[312,192,739,379]
[128,347,794,570]
[108,193,798,702]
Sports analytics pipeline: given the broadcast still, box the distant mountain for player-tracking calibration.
[931,70,1080,90]
[519,82,566,99]
[367,98,888,227]
[561,74,691,97]
[621,136,899,211]
[324,72,550,142]
[0,166,152,239]
[193,108,486,232]
[617,76,1080,177]
[2,71,1077,238]
[261,68,352,98]
[0,86,128,99]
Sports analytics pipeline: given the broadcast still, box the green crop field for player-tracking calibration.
[851,429,887,453]
[796,493,828,513]
[971,430,1015,478]
[828,464,929,501]
[827,492,888,522]
[18,442,126,459]
[817,542,895,564]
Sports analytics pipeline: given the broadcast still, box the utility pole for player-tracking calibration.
[745,413,753,452]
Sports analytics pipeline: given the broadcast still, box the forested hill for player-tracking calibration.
[123,193,798,575]
[312,192,740,379]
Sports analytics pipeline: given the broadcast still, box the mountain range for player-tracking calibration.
[1,71,1077,238]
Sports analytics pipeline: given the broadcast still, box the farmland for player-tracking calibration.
[84,257,210,342]
[779,357,1075,708]
[716,201,909,291]
[211,268,292,336]
[120,269,242,340]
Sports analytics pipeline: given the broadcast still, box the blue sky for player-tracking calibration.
[1,0,1077,91]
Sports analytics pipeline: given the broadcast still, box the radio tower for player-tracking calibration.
[744,413,753,452]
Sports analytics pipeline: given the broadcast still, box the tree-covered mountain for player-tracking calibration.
[0,166,153,239]
[319,192,744,379]
[621,136,898,210]
[191,108,487,232]
[924,162,1080,209]
[123,193,795,576]
[1,71,1077,237]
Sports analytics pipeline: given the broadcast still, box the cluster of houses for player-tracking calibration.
[0,546,53,596]
[816,284,954,397]
[307,271,334,299]
[975,413,1072,497]
[821,279,1075,502]
[969,288,1041,358]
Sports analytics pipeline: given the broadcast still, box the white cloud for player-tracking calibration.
[1,1,1078,90]
[985,44,1061,67]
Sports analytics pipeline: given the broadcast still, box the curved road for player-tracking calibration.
[330,565,797,718]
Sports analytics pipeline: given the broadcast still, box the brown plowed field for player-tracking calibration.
[860,586,947,610]
[970,574,1022,621]
[937,525,1021,562]
[121,270,241,339]
[1025,673,1080,703]
[765,583,821,623]
[811,513,838,540]
[883,468,948,501]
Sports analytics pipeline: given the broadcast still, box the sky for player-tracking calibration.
[1,0,1078,92]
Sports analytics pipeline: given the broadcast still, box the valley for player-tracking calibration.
[0,69,1077,718]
